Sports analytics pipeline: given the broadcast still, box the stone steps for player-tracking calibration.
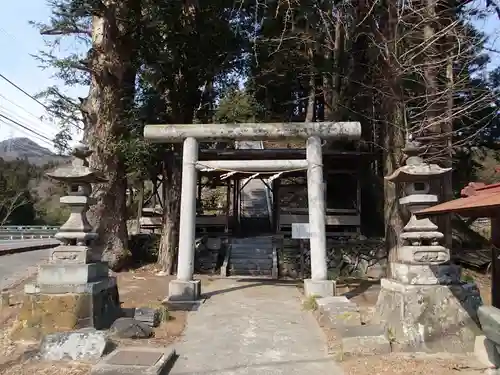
[315,296,391,360]
[236,140,272,224]
[228,236,275,277]
[231,258,273,265]
[229,269,273,277]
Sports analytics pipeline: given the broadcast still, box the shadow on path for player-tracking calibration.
[202,279,301,299]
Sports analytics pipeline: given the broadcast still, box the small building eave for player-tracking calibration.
[416,191,500,218]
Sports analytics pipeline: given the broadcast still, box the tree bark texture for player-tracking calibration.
[383,101,406,265]
[82,0,140,270]
[157,155,181,274]
[376,0,407,272]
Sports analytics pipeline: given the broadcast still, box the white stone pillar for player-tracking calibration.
[306,136,327,280]
[304,136,334,297]
[177,137,198,281]
[169,137,201,301]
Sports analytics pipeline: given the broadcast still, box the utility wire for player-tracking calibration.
[0,73,50,112]
[0,73,84,131]
[0,113,54,144]
[0,119,53,148]
[0,28,84,131]
[0,104,55,139]
[0,93,53,124]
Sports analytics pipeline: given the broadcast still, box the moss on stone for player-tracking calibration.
[11,293,93,341]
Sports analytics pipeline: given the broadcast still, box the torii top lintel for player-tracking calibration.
[143,122,362,142]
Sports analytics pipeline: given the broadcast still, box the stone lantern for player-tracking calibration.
[373,139,482,352]
[384,139,457,284]
[14,143,120,340]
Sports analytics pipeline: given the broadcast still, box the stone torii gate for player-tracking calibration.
[144,122,362,301]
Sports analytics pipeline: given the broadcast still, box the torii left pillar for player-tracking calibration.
[144,122,362,301]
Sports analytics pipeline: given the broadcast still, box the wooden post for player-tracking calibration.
[158,174,165,209]
[152,176,158,208]
[234,178,241,234]
[491,215,500,308]
[232,178,238,233]
[197,173,203,207]
[135,180,144,235]
[225,179,231,233]
[356,171,362,237]
[299,239,305,279]
[272,179,280,233]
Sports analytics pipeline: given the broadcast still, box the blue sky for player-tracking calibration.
[0,1,85,152]
[0,1,499,152]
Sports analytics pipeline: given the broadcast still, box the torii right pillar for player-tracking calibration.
[373,140,482,353]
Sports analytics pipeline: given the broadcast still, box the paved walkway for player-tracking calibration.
[170,279,343,375]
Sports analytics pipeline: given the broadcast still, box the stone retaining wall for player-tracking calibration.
[279,237,386,279]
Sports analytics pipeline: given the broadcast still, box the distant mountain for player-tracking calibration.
[0,137,69,166]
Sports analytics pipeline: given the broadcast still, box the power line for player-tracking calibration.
[0,93,52,124]
[0,28,84,131]
[0,73,84,131]
[0,119,53,148]
[0,73,50,111]
[0,104,55,139]
[0,113,54,144]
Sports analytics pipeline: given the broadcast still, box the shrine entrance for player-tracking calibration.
[144,122,361,301]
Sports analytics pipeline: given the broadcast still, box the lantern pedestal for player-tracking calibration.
[11,144,121,341]
[374,278,482,352]
[389,263,461,285]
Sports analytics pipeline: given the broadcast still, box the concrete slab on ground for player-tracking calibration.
[91,347,175,375]
[170,278,343,375]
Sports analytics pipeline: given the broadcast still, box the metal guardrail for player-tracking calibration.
[0,226,59,240]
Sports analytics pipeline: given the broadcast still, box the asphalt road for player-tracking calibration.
[0,239,60,290]
[0,248,54,290]
[0,238,59,251]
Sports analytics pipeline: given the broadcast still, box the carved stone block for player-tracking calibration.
[37,262,109,285]
[397,245,450,265]
[50,245,94,264]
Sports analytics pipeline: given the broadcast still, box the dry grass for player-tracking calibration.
[317,271,494,375]
[302,295,319,311]
[342,353,488,375]
[0,259,494,375]
[0,264,207,375]
[111,266,189,346]
[1,362,91,375]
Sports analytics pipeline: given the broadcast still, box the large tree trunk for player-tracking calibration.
[440,1,456,250]
[383,101,406,265]
[375,0,407,273]
[323,16,344,121]
[330,19,344,119]
[82,0,140,270]
[157,154,181,274]
[305,19,316,123]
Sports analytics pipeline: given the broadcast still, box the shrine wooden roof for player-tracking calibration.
[417,182,500,218]
[196,148,376,161]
